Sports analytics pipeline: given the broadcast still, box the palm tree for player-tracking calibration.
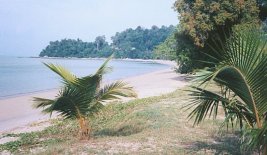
[33,55,137,139]
[186,28,267,153]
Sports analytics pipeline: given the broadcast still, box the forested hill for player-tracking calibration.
[39,25,175,59]
[39,37,112,58]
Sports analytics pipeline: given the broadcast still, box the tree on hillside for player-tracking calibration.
[153,30,177,60]
[111,25,175,59]
[39,37,112,58]
[94,36,107,51]
[39,25,175,59]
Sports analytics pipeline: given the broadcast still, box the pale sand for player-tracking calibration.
[0,64,187,136]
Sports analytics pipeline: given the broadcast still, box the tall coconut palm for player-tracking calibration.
[186,28,267,153]
[33,55,137,139]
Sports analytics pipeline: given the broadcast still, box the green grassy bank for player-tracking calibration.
[0,88,242,154]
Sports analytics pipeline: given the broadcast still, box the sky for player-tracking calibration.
[0,0,178,56]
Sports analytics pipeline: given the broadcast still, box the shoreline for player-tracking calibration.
[0,61,185,135]
[0,88,58,101]
[0,58,176,100]
[29,56,177,68]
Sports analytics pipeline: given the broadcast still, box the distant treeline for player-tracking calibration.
[39,25,175,59]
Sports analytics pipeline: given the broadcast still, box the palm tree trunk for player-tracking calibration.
[78,117,91,140]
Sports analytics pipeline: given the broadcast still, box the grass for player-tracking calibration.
[0,88,246,154]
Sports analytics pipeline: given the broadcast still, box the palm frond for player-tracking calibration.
[75,54,114,90]
[33,97,55,115]
[241,122,267,152]
[95,54,113,76]
[186,86,255,129]
[96,81,137,104]
[43,63,77,85]
[34,55,136,129]
[52,86,94,119]
[189,28,267,129]
[75,75,100,91]
[222,99,255,129]
[33,97,54,108]
[186,87,230,125]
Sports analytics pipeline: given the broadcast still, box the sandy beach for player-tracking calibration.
[0,63,187,134]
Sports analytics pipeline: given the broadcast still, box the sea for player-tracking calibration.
[0,56,168,99]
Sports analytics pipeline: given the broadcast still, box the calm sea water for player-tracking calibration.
[0,56,168,98]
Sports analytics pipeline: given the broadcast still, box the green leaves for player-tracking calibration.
[39,38,112,58]
[187,28,267,126]
[96,81,137,104]
[33,55,136,121]
[241,122,267,152]
[186,87,226,125]
[43,63,77,85]
[174,0,260,47]
[187,28,267,151]
[39,25,175,59]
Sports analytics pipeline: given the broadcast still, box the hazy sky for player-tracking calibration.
[0,0,178,56]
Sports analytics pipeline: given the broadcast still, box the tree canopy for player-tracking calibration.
[111,25,175,59]
[153,31,177,60]
[174,0,260,47]
[39,25,175,59]
[39,37,112,58]
[168,0,267,73]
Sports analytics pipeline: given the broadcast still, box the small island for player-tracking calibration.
[39,25,175,59]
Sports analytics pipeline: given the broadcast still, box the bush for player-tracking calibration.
[174,31,205,74]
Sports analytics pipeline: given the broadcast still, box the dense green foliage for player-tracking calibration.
[154,26,207,73]
[153,30,177,60]
[170,0,266,73]
[39,25,175,59]
[259,0,267,21]
[174,0,260,47]
[39,37,112,58]
[187,28,267,153]
[33,56,137,138]
[264,20,267,32]
[111,25,175,59]
[173,31,202,73]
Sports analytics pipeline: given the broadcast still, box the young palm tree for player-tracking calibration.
[186,28,267,153]
[33,55,137,139]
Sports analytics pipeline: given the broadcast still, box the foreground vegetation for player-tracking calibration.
[186,27,267,154]
[0,89,247,154]
[154,0,267,73]
[34,56,136,139]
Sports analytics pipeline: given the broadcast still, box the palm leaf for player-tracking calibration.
[95,54,113,76]
[241,123,267,152]
[43,63,77,85]
[96,81,137,104]
[186,87,230,125]
[33,97,55,115]
[75,54,114,90]
[34,86,93,119]
[33,55,137,139]
[188,28,267,129]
